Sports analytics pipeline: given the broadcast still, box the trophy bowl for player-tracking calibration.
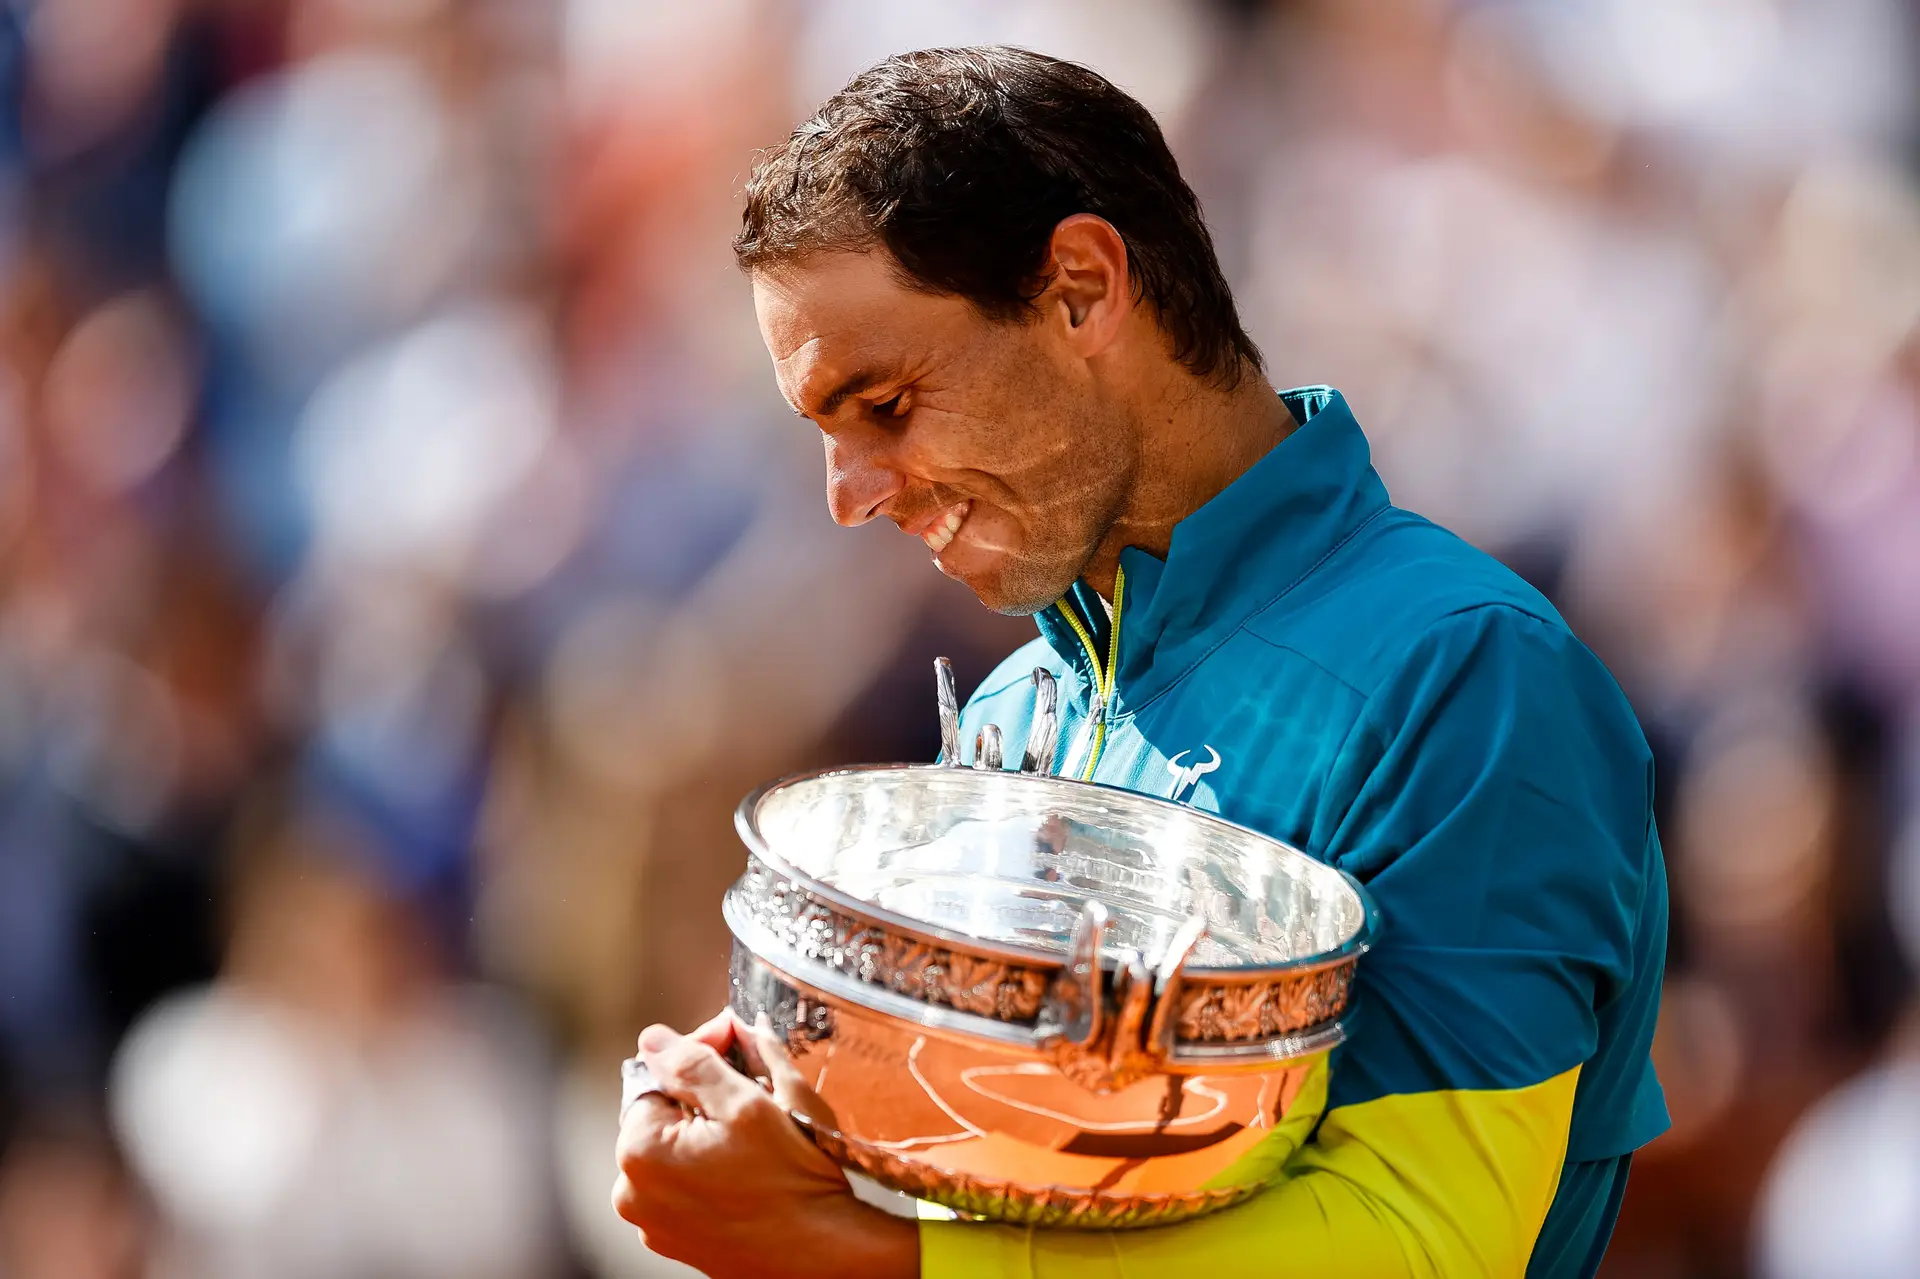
[718,761,1376,1229]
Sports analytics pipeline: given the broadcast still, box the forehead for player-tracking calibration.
[751,251,978,406]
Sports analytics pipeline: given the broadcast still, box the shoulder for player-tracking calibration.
[1364,601,1644,754]
[1256,507,1651,806]
[1328,598,1654,878]
[1246,506,1579,699]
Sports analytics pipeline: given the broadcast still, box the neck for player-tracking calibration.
[1079,364,1295,600]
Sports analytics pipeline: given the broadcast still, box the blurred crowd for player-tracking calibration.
[0,1,1912,1276]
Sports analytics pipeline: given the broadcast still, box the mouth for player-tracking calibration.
[920,500,971,555]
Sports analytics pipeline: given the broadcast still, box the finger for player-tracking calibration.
[611,1163,689,1241]
[635,1013,738,1060]
[613,1088,682,1199]
[738,1015,847,1182]
[750,1013,837,1129]
[728,1012,771,1080]
[640,1026,757,1121]
[639,1012,737,1066]
[685,1007,740,1057]
[617,1075,684,1149]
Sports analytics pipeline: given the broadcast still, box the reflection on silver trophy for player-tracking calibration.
[625,658,1376,1227]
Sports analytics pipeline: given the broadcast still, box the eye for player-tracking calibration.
[872,392,908,420]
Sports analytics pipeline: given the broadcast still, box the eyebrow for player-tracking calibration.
[795,368,889,420]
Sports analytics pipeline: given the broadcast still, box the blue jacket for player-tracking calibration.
[923,388,1669,1279]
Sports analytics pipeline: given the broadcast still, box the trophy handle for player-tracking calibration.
[974,724,1004,770]
[934,657,962,765]
[1038,902,1213,1094]
[1037,899,1111,1050]
[1021,668,1060,775]
[936,659,1059,774]
[1147,914,1211,1057]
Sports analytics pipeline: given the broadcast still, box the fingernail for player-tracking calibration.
[639,1024,676,1054]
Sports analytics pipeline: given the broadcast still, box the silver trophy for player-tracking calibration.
[625,661,1375,1228]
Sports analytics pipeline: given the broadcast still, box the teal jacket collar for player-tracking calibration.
[1036,387,1390,710]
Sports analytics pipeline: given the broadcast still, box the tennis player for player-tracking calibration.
[612,46,1668,1279]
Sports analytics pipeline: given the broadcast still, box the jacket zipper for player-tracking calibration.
[1054,564,1126,781]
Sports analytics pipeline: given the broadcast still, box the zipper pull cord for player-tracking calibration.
[1078,564,1126,781]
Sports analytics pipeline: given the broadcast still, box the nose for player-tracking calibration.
[823,431,905,528]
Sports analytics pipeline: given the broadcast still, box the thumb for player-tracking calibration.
[638,1025,755,1121]
[685,1007,739,1058]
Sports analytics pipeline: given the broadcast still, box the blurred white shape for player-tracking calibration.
[169,52,482,370]
[1247,144,1720,549]
[1605,0,1781,118]
[111,990,326,1233]
[1765,157,1920,369]
[793,0,1210,133]
[1756,1056,1920,1279]
[1525,0,1913,169]
[565,0,758,108]
[296,300,558,570]
[114,986,557,1279]
[43,292,195,494]
[997,0,1210,133]
[334,994,556,1279]
[793,0,1005,116]
[553,1062,702,1278]
[1444,7,1618,184]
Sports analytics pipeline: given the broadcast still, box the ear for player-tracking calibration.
[1042,214,1133,361]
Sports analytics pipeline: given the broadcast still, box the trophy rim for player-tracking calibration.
[732,763,1379,980]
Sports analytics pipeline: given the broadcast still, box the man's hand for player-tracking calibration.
[611,1010,920,1278]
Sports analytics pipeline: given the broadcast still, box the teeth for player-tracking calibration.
[922,503,968,554]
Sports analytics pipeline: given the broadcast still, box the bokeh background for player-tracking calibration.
[0,0,1915,1275]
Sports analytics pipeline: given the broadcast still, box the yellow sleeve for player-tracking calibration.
[919,1065,1579,1279]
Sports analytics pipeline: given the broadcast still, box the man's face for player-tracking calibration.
[753,251,1136,615]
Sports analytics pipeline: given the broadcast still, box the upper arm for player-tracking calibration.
[1316,606,1649,1113]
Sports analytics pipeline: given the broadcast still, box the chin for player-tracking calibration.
[983,593,1052,619]
[945,554,1073,618]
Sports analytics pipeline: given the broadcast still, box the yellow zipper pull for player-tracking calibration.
[1070,564,1125,782]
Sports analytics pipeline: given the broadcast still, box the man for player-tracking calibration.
[612,47,1668,1279]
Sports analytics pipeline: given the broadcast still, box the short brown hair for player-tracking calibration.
[735,47,1262,387]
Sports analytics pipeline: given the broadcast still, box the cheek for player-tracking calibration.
[955,501,1025,552]
[928,407,1083,495]
[922,335,1086,471]
[891,413,1015,497]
